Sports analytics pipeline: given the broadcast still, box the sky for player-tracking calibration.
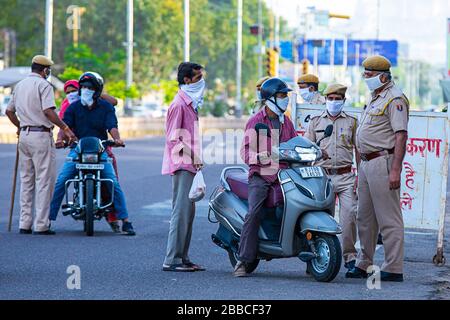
[265,0,449,66]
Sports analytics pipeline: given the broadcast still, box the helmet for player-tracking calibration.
[260,78,292,102]
[78,72,104,99]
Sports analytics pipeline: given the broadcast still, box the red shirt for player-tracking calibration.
[240,108,298,183]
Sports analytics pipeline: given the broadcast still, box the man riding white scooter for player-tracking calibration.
[234,78,298,277]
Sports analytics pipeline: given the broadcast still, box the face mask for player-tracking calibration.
[256,90,262,100]
[267,96,290,124]
[326,100,345,117]
[181,78,206,111]
[81,88,95,107]
[299,88,314,102]
[66,92,80,105]
[43,68,51,79]
[365,74,385,92]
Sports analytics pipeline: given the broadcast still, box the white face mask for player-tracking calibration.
[67,92,80,105]
[181,78,206,110]
[299,88,314,102]
[267,96,290,124]
[81,88,95,106]
[326,100,345,117]
[365,74,385,92]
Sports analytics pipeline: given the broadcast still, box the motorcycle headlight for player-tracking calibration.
[82,153,99,164]
[294,147,319,162]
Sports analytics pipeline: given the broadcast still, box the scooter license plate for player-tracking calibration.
[299,167,323,179]
[76,164,105,170]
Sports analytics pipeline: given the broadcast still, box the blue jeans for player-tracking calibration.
[50,150,129,221]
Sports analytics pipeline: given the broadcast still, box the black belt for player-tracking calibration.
[324,166,353,175]
[21,126,51,133]
[360,148,394,162]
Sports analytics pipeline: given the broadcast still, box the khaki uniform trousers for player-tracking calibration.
[356,154,404,274]
[330,172,358,264]
[18,131,56,232]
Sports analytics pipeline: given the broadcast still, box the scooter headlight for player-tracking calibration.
[81,153,99,164]
[294,147,319,162]
[279,149,301,161]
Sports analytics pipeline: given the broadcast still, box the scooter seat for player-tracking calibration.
[226,172,284,208]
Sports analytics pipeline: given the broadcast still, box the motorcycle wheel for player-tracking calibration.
[85,179,95,237]
[307,234,342,282]
[227,249,260,274]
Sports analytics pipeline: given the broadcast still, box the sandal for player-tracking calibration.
[162,264,195,272]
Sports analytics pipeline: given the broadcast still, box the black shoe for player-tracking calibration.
[377,234,383,245]
[108,221,121,233]
[33,229,56,235]
[380,271,403,282]
[19,229,32,235]
[345,267,368,279]
[122,221,136,236]
[344,260,356,270]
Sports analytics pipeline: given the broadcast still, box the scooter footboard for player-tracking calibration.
[300,211,342,235]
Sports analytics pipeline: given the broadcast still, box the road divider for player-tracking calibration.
[0,116,249,144]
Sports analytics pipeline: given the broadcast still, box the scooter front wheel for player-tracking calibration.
[227,249,260,274]
[307,234,342,282]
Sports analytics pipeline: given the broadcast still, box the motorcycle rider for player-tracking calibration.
[58,77,122,233]
[50,72,135,236]
[234,78,298,277]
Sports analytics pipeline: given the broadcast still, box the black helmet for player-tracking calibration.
[260,77,292,101]
[78,72,104,99]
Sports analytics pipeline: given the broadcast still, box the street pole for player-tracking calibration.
[44,0,53,59]
[376,0,381,40]
[355,43,360,105]
[313,47,318,76]
[125,0,134,114]
[274,0,280,50]
[184,0,190,62]
[258,0,263,79]
[236,0,243,118]
[330,38,335,80]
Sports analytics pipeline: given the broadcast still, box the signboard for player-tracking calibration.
[279,39,398,66]
[292,101,449,264]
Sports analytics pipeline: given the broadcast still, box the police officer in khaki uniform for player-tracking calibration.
[5,55,76,235]
[346,55,409,282]
[305,83,359,270]
[297,74,326,105]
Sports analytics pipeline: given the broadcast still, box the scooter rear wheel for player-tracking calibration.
[307,234,342,282]
[227,250,260,274]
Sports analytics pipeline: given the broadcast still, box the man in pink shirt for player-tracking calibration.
[234,78,298,277]
[162,62,205,272]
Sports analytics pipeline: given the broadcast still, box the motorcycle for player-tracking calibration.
[61,137,122,237]
[209,124,343,282]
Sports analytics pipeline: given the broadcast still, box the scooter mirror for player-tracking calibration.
[317,125,334,147]
[324,125,334,138]
[255,123,271,137]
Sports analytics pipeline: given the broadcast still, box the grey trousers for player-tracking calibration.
[238,175,271,263]
[164,170,196,266]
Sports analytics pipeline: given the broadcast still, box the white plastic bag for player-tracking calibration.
[189,171,206,202]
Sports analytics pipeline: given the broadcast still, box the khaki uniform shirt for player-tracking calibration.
[7,73,56,128]
[302,91,326,105]
[356,82,409,154]
[305,111,358,169]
